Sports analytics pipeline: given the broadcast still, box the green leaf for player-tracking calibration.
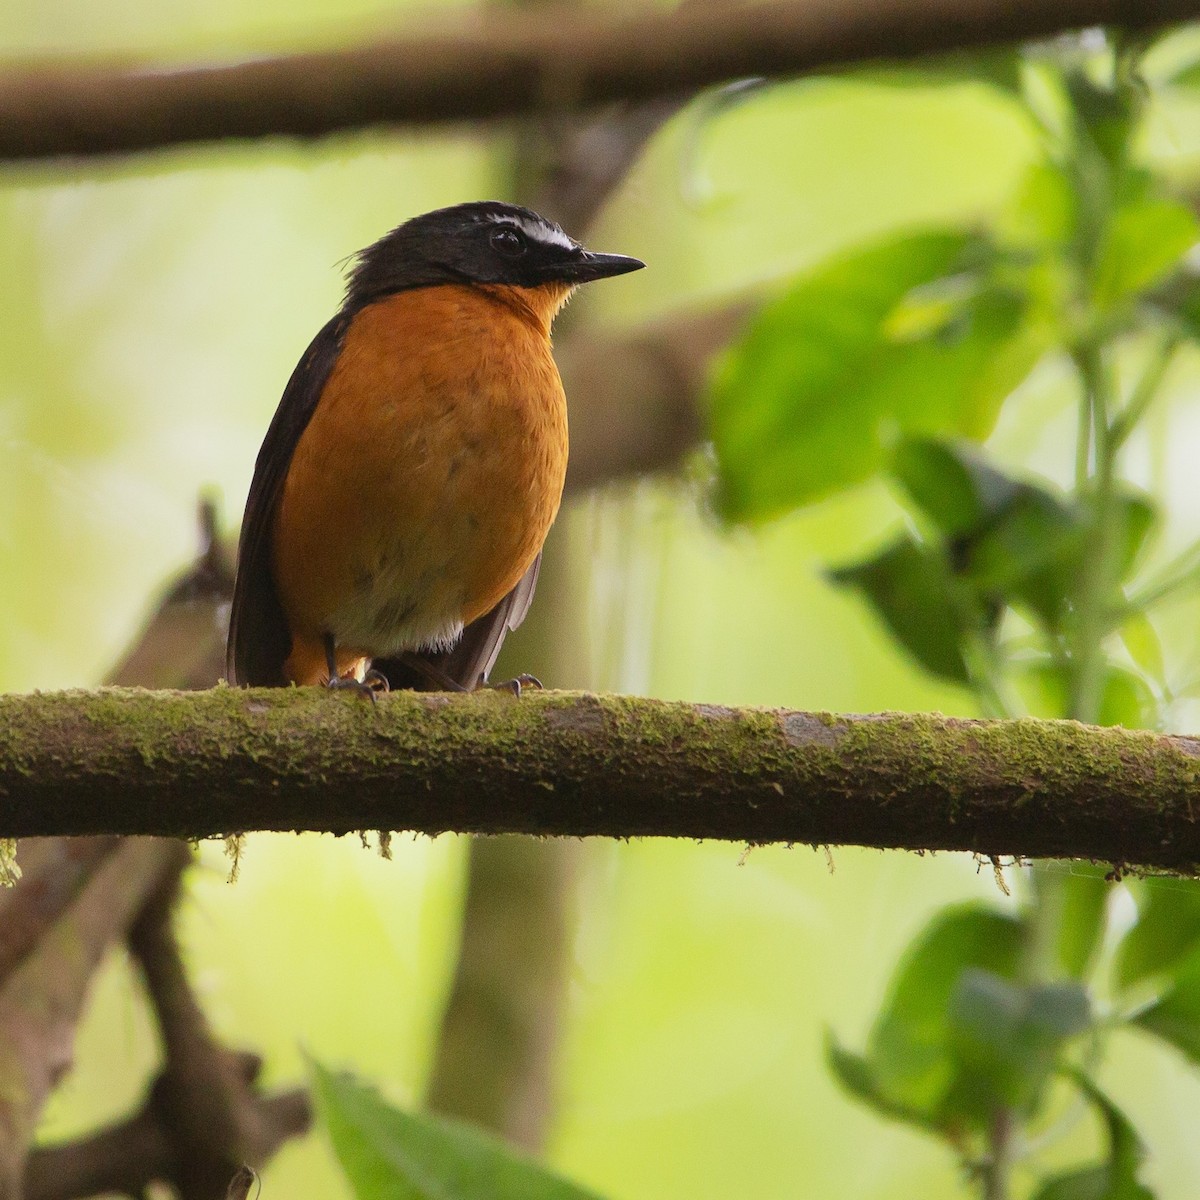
[1032,863,1111,979]
[851,48,1022,95]
[892,439,1085,629]
[1163,55,1200,91]
[1120,613,1165,683]
[310,1060,605,1200]
[1169,271,1200,342]
[1065,69,1141,175]
[1096,665,1156,729]
[1013,659,1073,720]
[829,536,979,683]
[825,1036,939,1132]
[1112,490,1158,582]
[892,438,1022,538]
[709,229,967,520]
[1134,941,1200,1063]
[873,288,1040,435]
[1150,28,1200,90]
[1036,1169,1133,1200]
[1031,1072,1154,1200]
[1014,661,1154,727]
[1092,198,1199,309]
[835,906,1090,1135]
[865,905,1024,1123]
[945,972,1091,1117]
[962,487,1082,626]
[709,230,1039,522]
[1000,162,1079,252]
[1117,876,1200,990]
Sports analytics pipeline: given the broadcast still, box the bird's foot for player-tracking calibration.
[363,668,390,694]
[325,669,389,704]
[321,632,388,702]
[484,673,542,698]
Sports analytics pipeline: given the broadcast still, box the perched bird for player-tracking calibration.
[226,201,643,692]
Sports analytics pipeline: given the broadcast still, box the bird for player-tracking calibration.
[226,201,644,693]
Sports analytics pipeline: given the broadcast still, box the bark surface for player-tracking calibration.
[3,0,1199,161]
[1,688,1197,871]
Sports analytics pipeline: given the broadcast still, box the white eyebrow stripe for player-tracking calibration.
[510,214,576,250]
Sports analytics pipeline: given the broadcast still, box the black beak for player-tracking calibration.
[558,250,645,284]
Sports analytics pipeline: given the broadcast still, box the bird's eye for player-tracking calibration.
[489,227,527,257]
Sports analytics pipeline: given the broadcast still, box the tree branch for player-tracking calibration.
[0,838,186,1194]
[0,838,122,984]
[10,504,305,1200]
[125,857,311,1200]
[425,836,581,1149]
[3,0,1198,163]
[104,497,234,692]
[421,75,657,1152]
[560,303,746,493]
[23,1061,308,1200]
[1,689,1199,871]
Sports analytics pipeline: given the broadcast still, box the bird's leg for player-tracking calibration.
[322,633,387,701]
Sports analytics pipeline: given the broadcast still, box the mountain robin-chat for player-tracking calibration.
[226,201,644,693]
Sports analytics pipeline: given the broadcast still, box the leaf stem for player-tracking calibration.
[1067,343,1120,725]
[1120,540,1200,614]
[981,1108,1014,1200]
[1074,360,1093,494]
[969,636,1017,720]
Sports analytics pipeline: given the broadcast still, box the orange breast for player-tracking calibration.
[273,283,569,683]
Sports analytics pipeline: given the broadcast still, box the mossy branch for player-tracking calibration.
[1,688,1198,871]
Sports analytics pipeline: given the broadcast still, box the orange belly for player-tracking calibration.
[273,284,569,684]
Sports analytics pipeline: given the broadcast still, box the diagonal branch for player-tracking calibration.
[11,503,304,1200]
[0,838,186,1195]
[0,838,122,984]
[0,688,1198,871]
[3,0,1199,163]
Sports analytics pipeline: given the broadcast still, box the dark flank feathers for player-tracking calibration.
[227,314,348,687]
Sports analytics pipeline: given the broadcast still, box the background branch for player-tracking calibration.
[421,69,690,1151]
[23,856,309,1200]
[0,838,185,1195]
[424,836,581,1148]
[127,858,310,1200]
[10,503,305,1200]
[560,304,745,493]
[3,0,1199,163]
[1,689,1199,871]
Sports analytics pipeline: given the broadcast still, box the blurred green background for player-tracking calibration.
[6,2,1200,1197]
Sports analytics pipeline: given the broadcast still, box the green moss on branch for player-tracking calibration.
[0,687,1197,871]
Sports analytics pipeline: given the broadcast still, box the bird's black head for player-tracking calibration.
[343,201,644,311]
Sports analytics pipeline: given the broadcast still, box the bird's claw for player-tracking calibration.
[486,673,542,698]
[325,670,389,704]
[363,668,391,694]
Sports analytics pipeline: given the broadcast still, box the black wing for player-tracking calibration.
[375,552,542,692]
[227,314,348,686]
